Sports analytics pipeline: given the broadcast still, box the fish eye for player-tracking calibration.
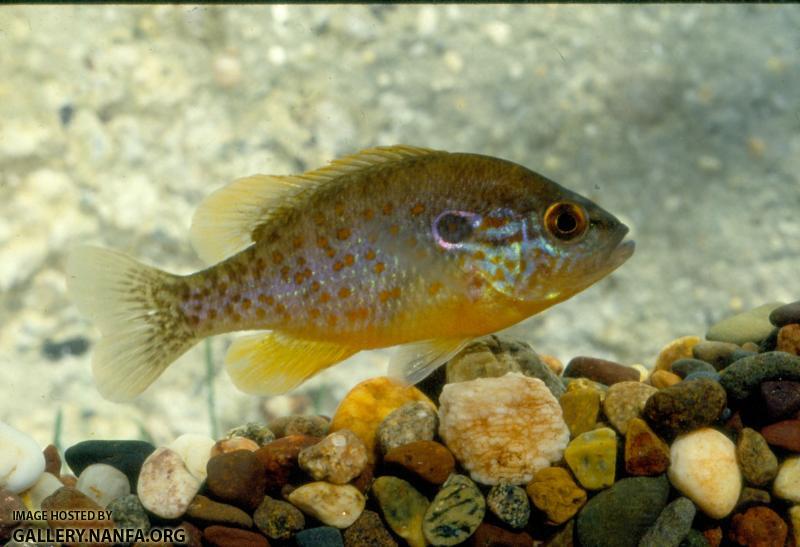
[433,211,477,248]
[544,202,589,242]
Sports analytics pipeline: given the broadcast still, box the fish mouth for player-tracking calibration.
[608,238,636,270]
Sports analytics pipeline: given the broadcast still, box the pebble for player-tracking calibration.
[445,335,565,399]
[253,495,305,539]
[525,466,587,525]
[377,401,438,454]
[559,386,601,437]
[19,471,62,514]
[668,428,741,518]
[777,324,800,355]
[576,475,670,547]
[654,336,702,371]
[330,377,434,462]
[206,449,267,511]
[423,474,485,546]
[760,380,800,421]
[720,351,800,400]
[540,354,564,376]
[671,358,717,378]
[736,427,778,486]
[296,527,344,547]
[287,482,366,529]
[43,444,61,476]
[564,427,617,490]
[760,419,800,451]
[41,486,113,532]
[736,487,771,510]
[372,476,429,547]
[0,421,45,494]
[603,381,657,434]
[203,525,269,547]
[624,417,671,476]
[770,300,800,327]
[789,507,800,547]
[384,440,455,485]
[728,506,787,547]
[565,377,609,399]
[772,456,800,503]
[563,356,640,385]
[650,370,682,388]
[680,529,710,547]
[64,440,155,491]
[438,373,569,485]
[706,302,784,345]
[76,462,130,507]
[0,488,24,540]
[684,370,721,382]
[468,522,535,546]
[643,378,726,438]
[107,494,150,533]
[486,483,530,529]
[186,494,253,528]
[638,497,696,547]
[343,509,398,547]
[269,415,329,438]
[298,429,368,484]
[137,447,201,519]
[692,340,741,370]
[255,434,320,493]
[225,422,276,446]
[167,433,215,480]
[211,436,260,457]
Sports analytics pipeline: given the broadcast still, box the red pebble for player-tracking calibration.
[729,506,787,547]
[254,435,320,493]
[760,419,800,452]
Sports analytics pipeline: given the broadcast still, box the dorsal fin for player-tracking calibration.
[189,145,440,264]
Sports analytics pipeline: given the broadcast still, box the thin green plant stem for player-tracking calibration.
[205,338,220,439]
[53,406,63,455]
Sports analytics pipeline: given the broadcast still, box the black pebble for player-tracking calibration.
[42,336,89,361]
[65,440,155,492]
[769,300,800,327]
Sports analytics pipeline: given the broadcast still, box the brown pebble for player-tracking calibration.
[777,324,800,355]
[760,381,800,421]
[624,418,670,476]
[203,525,270,547]
[540,354,564,376]
[725,411,744,434]
[43,444,61,476]
[176,521,203,547]
[254,435,320,493]
[351,462,375,494]
[466,522,535,546]
[269,414,330,438]
[383,440,455,485]
[211,437,260,457]
[186,494,253,528]
[0,488,24,541]
[206,450,267,511]
[760,419,800,452]
[649,370,681,388]
[729,506,787,547]
[703,526,723,547]
[343,509,398,547]
[60,474,78,488]
[41,486,113,547]
[563,356,639,385]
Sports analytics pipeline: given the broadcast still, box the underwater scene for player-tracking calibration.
[1,4,799,546]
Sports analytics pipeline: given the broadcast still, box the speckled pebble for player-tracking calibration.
[76,462,130,507]
[655,336,702,372]
[377,401,438,454]
[253,495,305,540]
[288,481,366,529]
[107,494,150,533]
[625,417,670,476]
[206,449,267,511]
[643,378,726,438]
[225,422,275,447]
[344,509,398,547]
[760,380,800,421]
[720,351,800,400]
[525,466,586,525]
[564,356,639,385]
[707,302,784,345]
[137,447,201,519]
[269,415,330,438]
[638,497,696,547]
[298,429,368,484]
[728,506,787,547]
[680,529,710,547]
[423,474,485,546]
[772,456,800,503]
[564,427,617,490]
[0,488,24,540]
[559,387,601,437]
[486,482,530,529]
[372,476,429,547]
[777,324,800,355]
[692,341,742,370]
[770,300,800,327]
[736,427,778,486]
[296,526,344,547]
[603,381,657,434]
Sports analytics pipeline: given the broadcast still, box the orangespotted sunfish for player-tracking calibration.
[66,145,634,401]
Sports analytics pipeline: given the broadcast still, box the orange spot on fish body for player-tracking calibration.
[255,307,266,319]
[296,256,306,266]
[275,303,286,314]
[364,209,374,220]
[320,292,331,303]
[333,261,344,272]
[303,268,312,279]
[335,202,345,215]
[337,227,351,241]
[242,298,252,310]
[311,281,321,292]
[344,254,355,266]
[272,251,284,264]
[327,314,338,326]
[317,236,330,248]
[504,259,516,271]
[292,236,303,249]
[383,203,393,215]
[493,270,506,282]
[309,308,320,319]
[389,225,399,236]
[375,262,385,274]
[391,287,401,299]
[365,249,376,260]
[313,212,325,226]
[338,287,351,299]
[294,272,305,284]
[379,290,391,303]
[280,266,290,281]
[429,282,443,296]
[410,202,426,216]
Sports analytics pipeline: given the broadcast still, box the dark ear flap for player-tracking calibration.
[433,210,481,249]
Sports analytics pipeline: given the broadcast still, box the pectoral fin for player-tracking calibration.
[388,338,471,385]
[225,331,358,395]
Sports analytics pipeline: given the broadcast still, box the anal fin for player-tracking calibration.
[388,338,471,385]
[225,331,358,395]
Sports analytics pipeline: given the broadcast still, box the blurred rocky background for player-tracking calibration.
[0,5,797,448]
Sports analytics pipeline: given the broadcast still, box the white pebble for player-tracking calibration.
[167,433,215,481]
[138,447,201,519]
[287,482,365,528]
[773,456,800,503]
[668,428,740,518]
[0,421,45,494]
[76,463,130,507]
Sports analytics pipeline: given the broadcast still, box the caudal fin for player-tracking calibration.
[65,246,197,402]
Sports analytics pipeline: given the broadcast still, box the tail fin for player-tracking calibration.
[65,246,197,402]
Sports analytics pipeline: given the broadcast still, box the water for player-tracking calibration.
[0,5,798,450]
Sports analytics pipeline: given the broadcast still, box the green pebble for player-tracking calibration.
[564,427,617,490]
[736,487,771,511]
[679,529,710,547]
[486,483,530,529]
[638,497,696,547]
[576,475,670,547]
[736,427,778,486]
[423,474,485,546]
[719,351,800,400]
[691,341,740,371]
[560,388,601,437]
[107,494,150,533]
[706,302,784,345]
[643,378,726,438]
[372,476,429,547]
[671,359,717,378]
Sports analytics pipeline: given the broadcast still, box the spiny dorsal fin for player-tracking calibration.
[189,145,440,264]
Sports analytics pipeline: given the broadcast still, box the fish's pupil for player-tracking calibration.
[557,211,577,233]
